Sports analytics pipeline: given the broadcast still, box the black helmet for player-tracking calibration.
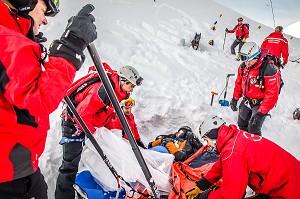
[293,108,300,120]
[275,26,283,32]
[8,0,38,12]
[178,126,192,134]
[237,17,243,22]
[176,126,193,138]
[8,0,59,16]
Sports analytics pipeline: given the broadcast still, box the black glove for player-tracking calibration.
[197,189,211,199]
[225,28,228,33]
[161,138,174,146]
[136,140,147,149]
[230,98,238,112]
[35,32,47,43]
[61,120,83,138]
[196,177,213,191]
[248,112,266,135]
[148,142,153,149]
[250,112,266,125]
[49,4,97,70]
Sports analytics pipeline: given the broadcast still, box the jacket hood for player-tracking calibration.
[216,124,240,153]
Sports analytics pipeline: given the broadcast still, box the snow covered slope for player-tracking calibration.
[39,0,300,198]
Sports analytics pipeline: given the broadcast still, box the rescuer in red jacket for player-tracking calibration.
[261,26,289,67]
[229,42,281,136]
[55,65,143,199]
[225,17,249,56]
[105,97,146,148]
[186,116,300,199]
[0,0,97,198]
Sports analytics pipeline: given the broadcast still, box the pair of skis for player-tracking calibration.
[66,44,160,199]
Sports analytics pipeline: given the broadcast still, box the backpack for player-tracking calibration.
[67,72,101,107]
[242,23,249,34]
[240,55,283,93]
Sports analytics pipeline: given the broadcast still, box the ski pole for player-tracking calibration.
[64,97,120,176]
[222,32,227,50]
[210,91,218,106]
[64,96,126,190]
[224,74,235,100]
[87,43,160,199]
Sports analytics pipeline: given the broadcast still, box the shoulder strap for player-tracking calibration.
[258,55,273,91]
[240,62,246,77]
[69,76,101,107]
[242,24,246,34]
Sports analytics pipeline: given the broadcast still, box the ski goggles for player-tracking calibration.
[239,50,261,61]
[136,77,143,86]
[120,98,135,107]
[45,0,60,17]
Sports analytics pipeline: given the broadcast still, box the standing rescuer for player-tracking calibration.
[261,26,289,68]
[225,17,249,57]
[229,42,281,136]
[0,0,97,198]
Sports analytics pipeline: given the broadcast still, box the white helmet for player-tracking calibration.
[238,42,261,61]
[199,116,225,139]
[117,65,143,86]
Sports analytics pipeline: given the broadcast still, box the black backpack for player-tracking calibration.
[242,23,249,34]
[240,55,281,92]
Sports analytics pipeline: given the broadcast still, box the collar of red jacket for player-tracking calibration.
[269,31,284,37]
[0,2,32,36]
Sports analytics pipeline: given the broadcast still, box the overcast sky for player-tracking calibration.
[213,0,300,29]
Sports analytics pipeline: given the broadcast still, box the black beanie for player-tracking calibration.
[205,128,219,140]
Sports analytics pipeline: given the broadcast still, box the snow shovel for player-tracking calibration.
[219,74,235,107]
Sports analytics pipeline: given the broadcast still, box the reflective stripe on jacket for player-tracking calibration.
[261,32,289,65]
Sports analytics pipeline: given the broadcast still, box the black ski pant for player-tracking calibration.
[0,168,47,199]
[237,98,266,136]
[55,120,84,199]
[230,39,245,55]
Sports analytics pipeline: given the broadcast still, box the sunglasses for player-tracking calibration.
[45,0,60,17]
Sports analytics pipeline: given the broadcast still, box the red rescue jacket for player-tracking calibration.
[0,3,77,182]
[233,50,281,114]
[261,31,289,65]
[228,23,249,39]
[69,63,130,133]
[105,110,141,141]
[204,124,300,199]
